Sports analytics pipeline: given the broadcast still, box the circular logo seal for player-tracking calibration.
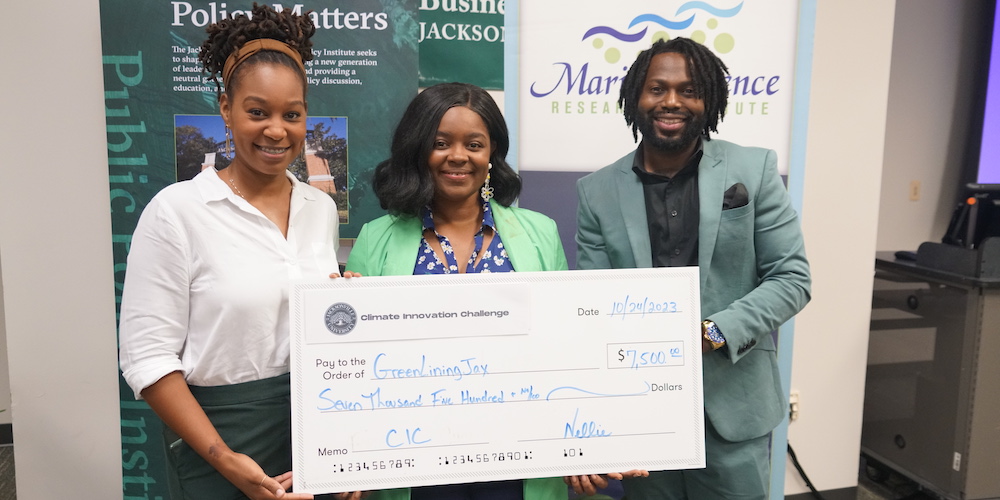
[324,303,357,335]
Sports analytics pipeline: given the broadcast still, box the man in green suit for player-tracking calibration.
[575,38,811,499]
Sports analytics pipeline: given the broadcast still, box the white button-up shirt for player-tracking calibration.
[119,168,340,398]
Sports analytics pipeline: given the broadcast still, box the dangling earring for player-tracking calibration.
[480,162,494,202]
[224,125,232,158]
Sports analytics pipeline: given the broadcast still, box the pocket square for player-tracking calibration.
[722,183,749,210]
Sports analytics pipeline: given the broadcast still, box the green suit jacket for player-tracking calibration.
[345,202,569,500]
[576,139,810,442]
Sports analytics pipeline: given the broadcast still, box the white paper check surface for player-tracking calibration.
[290,268,705,494]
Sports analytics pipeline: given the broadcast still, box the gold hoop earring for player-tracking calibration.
[480,162,494,202]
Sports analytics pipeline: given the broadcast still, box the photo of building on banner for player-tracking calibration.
[100,2,418,497]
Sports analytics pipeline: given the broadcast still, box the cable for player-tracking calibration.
[788,442,826,500]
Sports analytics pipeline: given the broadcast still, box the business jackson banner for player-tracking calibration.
[519,0,798,174]
[418,0,505,89]
[100,1,417,496]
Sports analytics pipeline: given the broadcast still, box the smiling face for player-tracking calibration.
[220,62,307,178]
[427,105,494,208]
[635,52,707,154]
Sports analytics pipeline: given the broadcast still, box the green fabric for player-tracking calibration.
[347,203,569,275]
[161,374,294,500]
[576,139,811,443]
[347,203,568,500]
[621,423,771,499]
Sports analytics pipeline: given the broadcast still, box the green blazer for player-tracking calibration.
[347,203,569,276]
[345,202,569,500]
[576,139,811,442]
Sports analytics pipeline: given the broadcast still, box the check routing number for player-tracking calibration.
[290,268,705,494]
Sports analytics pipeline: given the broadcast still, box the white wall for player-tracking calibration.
[0,0,123,498]
[876,0,991,251]
[784,0,897,495]
[0,264,9,426]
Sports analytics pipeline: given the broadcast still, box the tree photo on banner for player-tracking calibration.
[418,0,505,89]
[100,1,418,496]
[519,0,798,174]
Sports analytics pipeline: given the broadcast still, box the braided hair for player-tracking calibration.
[198,3,315,100]
[619,37,730,141]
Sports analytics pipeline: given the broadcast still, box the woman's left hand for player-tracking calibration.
[563,469,649,496]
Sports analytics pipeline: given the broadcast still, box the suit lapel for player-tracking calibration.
[698,141,726,291]
[384,216,424,276]
[492,204,543,272]
[616,159,652,268]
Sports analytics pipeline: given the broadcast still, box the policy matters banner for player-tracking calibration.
[100,2,418,498]
[519,1,798,174]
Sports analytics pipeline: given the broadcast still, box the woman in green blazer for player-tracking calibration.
[346,83,567,500]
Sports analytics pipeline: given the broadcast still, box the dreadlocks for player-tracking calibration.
[619,37,730,142]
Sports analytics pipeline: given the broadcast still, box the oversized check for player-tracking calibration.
[290,268,705,494]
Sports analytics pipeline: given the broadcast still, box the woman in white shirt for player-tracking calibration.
[118,5,352,499]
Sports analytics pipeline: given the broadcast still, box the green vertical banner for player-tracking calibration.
[418,0,504,89]
[100,1,418,497]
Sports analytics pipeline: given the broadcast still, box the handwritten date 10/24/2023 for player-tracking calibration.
[582,295,679,319]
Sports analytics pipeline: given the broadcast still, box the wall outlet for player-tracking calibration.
[910,180,921,201]
[789,390,800,422]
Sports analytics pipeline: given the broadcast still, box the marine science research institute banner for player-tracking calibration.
[519,0,798,175]
[100,1,417,496]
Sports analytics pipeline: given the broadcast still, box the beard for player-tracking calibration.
[636,112,706,153]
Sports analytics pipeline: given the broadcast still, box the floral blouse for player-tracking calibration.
[414,200,515,274]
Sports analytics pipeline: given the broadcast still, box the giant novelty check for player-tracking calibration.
[290,268,705,494]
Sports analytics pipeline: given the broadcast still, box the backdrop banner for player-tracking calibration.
[518,0,798,174]
[100,1,417,496]
[418,0,505,89]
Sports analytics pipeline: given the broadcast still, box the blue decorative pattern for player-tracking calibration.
[414,201,515,274]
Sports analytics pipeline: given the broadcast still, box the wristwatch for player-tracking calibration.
[702,320,726,350]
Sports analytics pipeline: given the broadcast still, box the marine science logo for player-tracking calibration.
[528,1,753,116]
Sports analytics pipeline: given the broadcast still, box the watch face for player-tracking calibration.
[704,322,725,344]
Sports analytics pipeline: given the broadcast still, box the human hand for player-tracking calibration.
[564,470,649,496]
[260,471,315,499]
[329,271,363,278]
[218,453,313,500]
[563,474,608,496]
[332,491,370,500]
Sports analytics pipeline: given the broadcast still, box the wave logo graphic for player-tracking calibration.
[581,1,743,64]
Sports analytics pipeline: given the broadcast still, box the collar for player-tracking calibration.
[421,200,498,233]
[631,139,704,183]
[197,167,314,202]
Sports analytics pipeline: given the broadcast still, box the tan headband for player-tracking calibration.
[221,38,306,88]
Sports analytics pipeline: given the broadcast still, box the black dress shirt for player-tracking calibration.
[631,143,703,268]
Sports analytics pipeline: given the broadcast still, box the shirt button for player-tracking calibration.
[673,249,681,256]
[670,210,678,217]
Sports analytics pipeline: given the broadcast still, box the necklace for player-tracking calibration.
[228,176,246,199]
